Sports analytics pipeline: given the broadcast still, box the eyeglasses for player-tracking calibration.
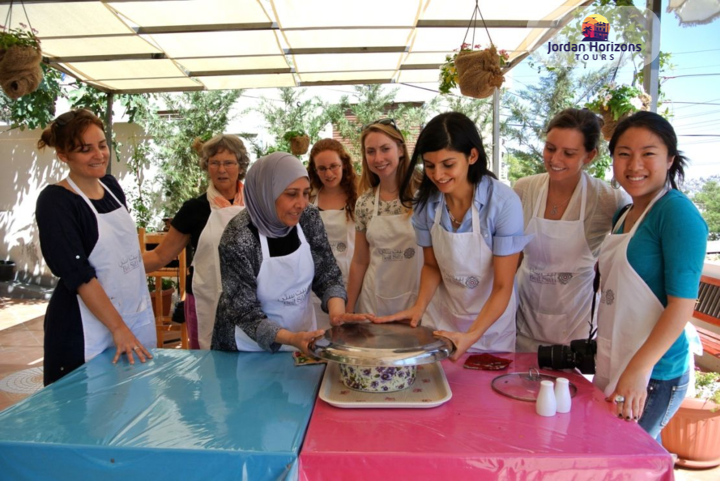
[208,161,239,169]
[315,163,342,174]
[362,118,400,132]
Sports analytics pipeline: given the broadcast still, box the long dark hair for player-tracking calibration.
[400,112,496,210]
[608,111,686,190]
[308,138,359,221]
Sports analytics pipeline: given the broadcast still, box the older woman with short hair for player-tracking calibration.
[143,134,250,349]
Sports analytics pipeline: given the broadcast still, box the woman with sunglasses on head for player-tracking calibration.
[513,109,629,352]
[143,134,250,349]
[36,109,155,385]
[594,112,706,441]
[377,112,531,360]
[211,153,371,354]
[307,139,359,329]
[346,119,423,318]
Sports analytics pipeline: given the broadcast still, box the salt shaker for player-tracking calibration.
[536,380,557,417]
[555,377,572,413]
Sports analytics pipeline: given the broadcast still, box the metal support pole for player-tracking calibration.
[105,93,114,175]
[492,87,500,177]
[643,0,661,112]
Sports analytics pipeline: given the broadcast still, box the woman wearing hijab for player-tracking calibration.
[211,153,371,354]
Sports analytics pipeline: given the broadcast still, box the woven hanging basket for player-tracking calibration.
[290,135,310,156]
[599,94,652,141]
[0,45,43,100]
[454,45,505,99]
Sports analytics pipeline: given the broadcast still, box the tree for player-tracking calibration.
[253,87,329,157]
[325,85,439,162]
[0,64,64,130]
[502,64,617,182]
[133,90,242,218]
[694,180,720,240]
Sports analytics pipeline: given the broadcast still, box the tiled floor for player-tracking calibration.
[0,297,718,479]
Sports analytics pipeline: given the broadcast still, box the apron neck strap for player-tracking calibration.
[435,191,479,232]
[613,187,669,235]
[66,177,117,215]
[372,187,380,216]
[534,173,587,220]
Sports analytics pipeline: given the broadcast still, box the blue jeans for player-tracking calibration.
[639,368,690,442]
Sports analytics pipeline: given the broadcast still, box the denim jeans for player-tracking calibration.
[638,368,690,442]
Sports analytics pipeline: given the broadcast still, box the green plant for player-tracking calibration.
[585,83,650,121]
[147,277,176,292]
[695,371,720,407]
[0,24,40,50]
[283,129,307,142]
[439,43,509,95]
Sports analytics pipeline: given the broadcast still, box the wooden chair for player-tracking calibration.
[138,227,189,349]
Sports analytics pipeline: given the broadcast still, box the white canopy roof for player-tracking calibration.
[1,0,591,93]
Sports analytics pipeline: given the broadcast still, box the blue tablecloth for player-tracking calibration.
[0,349,325,481]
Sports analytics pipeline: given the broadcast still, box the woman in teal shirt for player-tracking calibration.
[595,111,707,441]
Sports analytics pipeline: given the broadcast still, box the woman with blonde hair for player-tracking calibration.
[308,139,358,329]
[346,119,422,317]
[143,134,250,349]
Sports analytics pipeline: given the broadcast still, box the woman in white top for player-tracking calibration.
[307,139,358,329]
[513,108,629,352]
[346,119,422,317]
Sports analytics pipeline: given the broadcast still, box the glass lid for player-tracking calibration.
[491,368,578,402]
[311,323,454,366]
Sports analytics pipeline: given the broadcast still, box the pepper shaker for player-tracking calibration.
[555,377,572,413]
[536,380,557,417]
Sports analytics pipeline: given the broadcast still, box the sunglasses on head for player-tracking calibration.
[362,118,399,132]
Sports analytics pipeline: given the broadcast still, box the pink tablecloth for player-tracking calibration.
[299,353,673,480]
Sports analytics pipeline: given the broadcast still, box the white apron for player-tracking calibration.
[193,204,244,349]
[516,175,597,351]
[234,224,316,351]
[424,196,516,352]
[310,192,355,329]
[67,177,156,361]
[356,189,422,316]
[594,189,667,396]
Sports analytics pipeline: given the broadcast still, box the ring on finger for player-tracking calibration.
[132,346,140,351]
[614,395,625,403]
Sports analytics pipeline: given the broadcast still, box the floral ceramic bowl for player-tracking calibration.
[338,363,417,393]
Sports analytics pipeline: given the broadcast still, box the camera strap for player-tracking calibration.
[588,264,599,340]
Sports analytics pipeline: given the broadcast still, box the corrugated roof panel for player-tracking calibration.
[40,36,161,60]
[144,31,284,58]
[109,0,270,28]
[198,73,297,89]
[273,0,421,28]
[0,2,133,37]
[63,60,186,81]
[178,56,290,74]
[292,53,403,73]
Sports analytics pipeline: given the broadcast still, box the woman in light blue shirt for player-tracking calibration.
[376,112,531,359]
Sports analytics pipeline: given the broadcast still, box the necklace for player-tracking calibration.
[447,205,462,226]
[548,194,572,217]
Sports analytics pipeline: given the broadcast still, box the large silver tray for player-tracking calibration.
[311,323,454,367]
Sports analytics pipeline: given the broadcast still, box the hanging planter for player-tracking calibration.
[0,17,43,100]
[585,83,651,141]
[437,1,508,99]
[284,130,310,156]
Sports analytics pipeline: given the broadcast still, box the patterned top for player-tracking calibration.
[211,205,346,352]
[355,189,410,232]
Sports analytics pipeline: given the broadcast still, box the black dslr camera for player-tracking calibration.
[537,338,597,375]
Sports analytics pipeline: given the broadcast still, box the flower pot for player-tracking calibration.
[290,135,310,156]
[660,397,720,468]
[0,45,43,99]
[454,46,505,99]
[599,107,631,142]
[150,288,175,317]
[0,260,15,282]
